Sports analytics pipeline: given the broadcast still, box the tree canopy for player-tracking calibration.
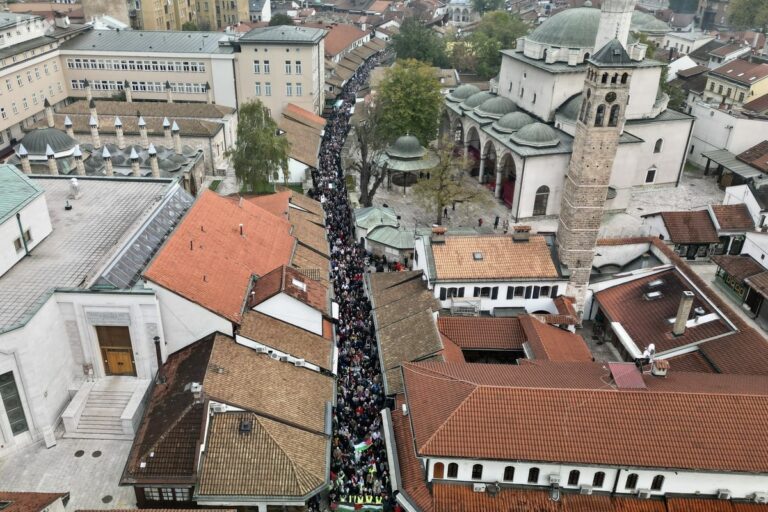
[474,10,528,49]
[226,100,290,192]
[268,13,294,26]
[181,21,199,31]
[349,102,388,207]
[450,12,528,79]
[728,0,768,30]
[392,17,449,66]
[376,59,443,146]
[471,0,504,15]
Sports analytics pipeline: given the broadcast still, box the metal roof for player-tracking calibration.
[367,225,414,250]
[0,164,43,225]
[0,12,38,30]
[239,25,326,44]
[702,148,762,179]
[60,30,235,54]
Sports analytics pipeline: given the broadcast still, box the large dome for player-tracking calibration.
[447,84,481,103]
[387,135,426,159]
[528,7,655,48]
[20,128,77,155]
[631,11,671,35]
[460,91,495,111]
[475,97,517,119]
[510,122,560,148]
[492,112,534,133]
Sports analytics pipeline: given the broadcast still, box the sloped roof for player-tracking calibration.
[711,203,754,230]
[249,265,329,316]
[711,60,768,86]
[437,317,525,350]
[742,93,768,114]
[737,140,768,173]
[0,164,43,225]
[283,103,327,132]
[0,492,68,512]
[519,316,593,361]
[58,99,234,119]
[590,39,634,67]
[711,254,764,281]
[323,23,368,57]
[279,115,322,168]
[658,210,720,243]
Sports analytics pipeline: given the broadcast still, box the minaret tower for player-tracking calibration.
[594,0,638,53]
[557,40,636,312]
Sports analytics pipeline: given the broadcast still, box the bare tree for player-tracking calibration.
[349,103,388,207]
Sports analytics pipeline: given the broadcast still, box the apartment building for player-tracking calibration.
[197,0,249,30]
[235,26,327,117]
[704,59,768,107]
[129,0,194,31]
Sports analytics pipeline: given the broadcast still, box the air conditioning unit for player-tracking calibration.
[294,358,305,367]
[637,489,651,499]
[472,483,486,493]
[753,492,768,504]
[717,489,732,500]
[580,485,593,495]
[548,474,560,485]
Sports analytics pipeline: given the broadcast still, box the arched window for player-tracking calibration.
[542,48,548,61]
[608,104,620,127]
[503,466,515,481]
[433,462,444,479]
[621,72,628,84]
[528,467,540,483]
[520,87,524,98]
[583,101,592,123]
[654,138,664,153]
[568,470,580,486]
[471,464,483,480]
[601,72,608,84]
[595,104,606,126]
[625,473,639,490]
[447,463,458,478]
[584,52,590,62]
[533,186,549,216]
[651,475,665,491]
[593,471,606,487]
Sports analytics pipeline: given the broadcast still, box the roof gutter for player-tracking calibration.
[16,212,29,257]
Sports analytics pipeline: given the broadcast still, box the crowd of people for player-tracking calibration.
[307,57,395,511]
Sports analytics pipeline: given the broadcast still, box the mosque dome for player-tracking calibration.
[474,96,517,119]
[387,135,426,159]
[631,11,672,35]
[510,122,560,148]
[492,112,534,133]
[447,84,481,103]
[20,128,77,155]
[460,91,495,111]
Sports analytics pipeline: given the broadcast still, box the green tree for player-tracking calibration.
[392,17,449,66]
[474,10,528,49]
[412,138,491,225]
[460,12,528,78]
[633,32,656,59]
[471,32,503,79]
[226,100,290,192]
[377,59,443,146]
[450,41,476,73]
[349,102,388,207]
[728,0,768,30]
[181,21,199,30]
[659,64,686,111]
[471,0,504,15]
[268,13,294,26]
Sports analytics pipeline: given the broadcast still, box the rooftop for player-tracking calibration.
[709,42,747,57]
[60,29,235,54]
[57,100,235,119]
[0,164,43,225]
[658,210,720,243]
[279,114,323,168]
[437,317,525,350]
[322,23,368,57]
[742,93,768,114]
[249,264,329,316]
[737,140,768,174]
[239,25,326,44]
[710,203,754,231]
[0,492,68,512]
[520,315,593,362]
[710,60,768,86]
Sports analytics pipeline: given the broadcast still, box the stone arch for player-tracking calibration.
[481,139,498,183]
[608,104,620,127]
[499,152,517,208]
[462,8,469,22]
[621,72,629,84]
[451,118,465,155]
[595,104,606,126]
[465,125,481,175]
[601,73,608,84]
[611,73,618,84]
[439,110,452,143]
[584,52,590,62]
[453,8,460,22]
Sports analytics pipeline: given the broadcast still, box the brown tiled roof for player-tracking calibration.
[41,113,222,138]
[437,317,525,350]
[658,211,719,244]
[736,140,768,173]
[58,99,235,118]
[283,103,327,131]
[711,204,755,230]
[392,395,434,512]
[699,327,768,375]
[743,93,768,114]
[291,244,330,287]
[676,65,708,78]
[282,186,325,217]
[249,265,329,315]
[144,191,295,323]
[280,115,322,167]
[0,492,68,512]
[291,213,330,256]
[711,254,764,281]
[78,510,231,512]
[711,60,768,86]
[666,350,716,372]
[322,24,369,57]
[709,43,745,57]
[431,235,559,281]
[197,411,327,498]
[239,311,333,369]
[520,316,593,362]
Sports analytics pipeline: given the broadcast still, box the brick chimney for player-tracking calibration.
[163,117,172,146]
[130,147,141,176]
[73,144,86,175]
[148,143,160,177]
[89,115,100,148]
[114,116,126,149]
[64,116,74,138]
[45,144,58,175]
[44,98,54,128]
[138,115,149,149]
[673,291,695,336]
[124,80,133,103]
[172,121,182,154]
[102,146,113,176]
[17,144,31,174]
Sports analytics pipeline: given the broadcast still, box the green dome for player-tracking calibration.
[447,84,481,103]
[528,7,653,48]
[475,96,517,119]
[631,11,671,35]
[460,91,495,111]
[557,93,583,120]
[20,128,77,155]
[387,135,426,159]
[510,122,560,148]
[492,112,534,133]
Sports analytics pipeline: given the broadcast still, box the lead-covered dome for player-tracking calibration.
[510,122,560,148]
[386,135,426,159]
[460,91,495,111]
[447,84,481,103]
[475,96,517,119]
[20,128,77,155]
[492,112,534,133]
[528,8,601,48]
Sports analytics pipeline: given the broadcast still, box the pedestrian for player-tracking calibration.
[494,215,500,230]
[503,218,509,234]
[443,206,448,219]
[478,218,483,227]
[452,202,456,211]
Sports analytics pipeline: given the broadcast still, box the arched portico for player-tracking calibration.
[479,140,497,185]
[498,152,517,207]
[465,126,481,176]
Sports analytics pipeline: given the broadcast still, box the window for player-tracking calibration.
[568,470,580,486]
[594,104,605,126]
[621,72,628,84]
[264,60,270,73]
[651,475,664,491]
[254,82,261,95]
[540,286,550,296]
[471,464,483,480]
[12,102,17,114]
[608,104,620,127]
[625,473,638,490]
[26,71,32,83]
[265,82,271,96]
[16,75,22,87]
[5,79,11,91]
[533,186,549,216]
[296,82,303,96]
[447,463,458,478]
[22,97,28,110]
[645,168,656,183]
[286,83,292,96]
[528,467,540,483]
[593,471,605,487]
[709,82,715,91]
[0,108,5,119]
[550,286,558,298]
[519,86,524,98]
[532,93,537,104]
[739,91,745,102]
[515,286,525,297]
[285,60,291,73]
[653,138,663,153]
[433,462,445,479]
[532,286,540,298]
[253,60,260,73]
[726,87,732,98]
[0,371,28,435]
[601,72,608,84]
[503,466,515,482]
[718,84,723,94]
[144,488,160,500]
[34,68,40,79]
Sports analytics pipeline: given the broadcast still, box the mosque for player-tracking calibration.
[442,0,692,220]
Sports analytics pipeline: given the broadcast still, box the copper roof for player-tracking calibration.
[437,317,526,350]
[711,254,764,281]
[710,204,755,230]
[430,234,560,281]
[658,211,719,244]
[520,316,593,362]
[736,140,768,173]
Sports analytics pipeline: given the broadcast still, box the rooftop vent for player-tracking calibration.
[239,418,252,434]
[512,225,531,242]
[651,358,669,377]
[473,252,484,261]
[694,306,706,316]
[644,291,662,300]
[647,279,664,289]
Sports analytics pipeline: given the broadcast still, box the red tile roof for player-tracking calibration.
[322,23,369,57]
[743,93,768,114]
[711,60,768,86]
[144,191,295,323]
[736,140,768,173]
[520,316,593,362]
[711,254,764,281]
[283,103,327,131]
[249,264,329,315]
[437,317,525,350]
[0,493,68,512]
[666,350,716,372]
[659,210,719,244]
[392,395,434,512]
[711,204,755,230]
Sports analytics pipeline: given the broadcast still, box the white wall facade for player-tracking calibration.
[688,102,768,167]
[433,281,565,314]
[724,185,767,228]
[0,194,53,278]
[740,232,768,267]
[515,154,569,218]
[254,293,323,336]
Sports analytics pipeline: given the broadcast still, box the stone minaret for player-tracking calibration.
[115,116,126,149]
[64,116,74,138]
[102,146,113,176]
[594,0,637,53]
[172,121,182,153]
[557,40,635,313]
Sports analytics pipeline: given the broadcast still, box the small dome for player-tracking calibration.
[447,84,481,103]
[387,135,426,159]
[492,112,534,133]
[460,91,495,111]
[475,96,517,119]
[510,122,560,148]
[20,128,77,155]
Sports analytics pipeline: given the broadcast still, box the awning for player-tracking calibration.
[701,149,763,180]
[711,254,765,282]
[745,271,768,299]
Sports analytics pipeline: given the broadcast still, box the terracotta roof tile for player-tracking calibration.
[520,316,593,362]
[711,254,764,281]
[392,395,434,512]
[283,103,327,131]
[711,60,768,86]
[431,235,560,281]
[58,99,235,118]
[249,265,329,315]
[699,327,768,375]
[291,244,331,287]
[745,270,768,299]
[711,204,754,230]
[666,350,716,372]
[438,333,465,363]
[437,317,525,350]
[743,94,768,114]
[0,492,68,512]
[659,211,719,244]
[144,191,295,323]
[279,115,322,167]
[322,24,369,57]
[736,140,768,173]
[238,191,291,217]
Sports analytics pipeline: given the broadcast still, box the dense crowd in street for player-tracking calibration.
[307,57,394,511]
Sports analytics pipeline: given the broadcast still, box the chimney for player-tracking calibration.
[102,146,113,176]
[205,82,213,104]
[124,80,132,103]
[148,143,160,177]
[138,116,149,149]
[651,358,669,377]
[512,224,531,242]
[163,117,172,146]
[44,98,54,128]
[153,336,166,384]
[64,116,74,138]
[130,147,141,176]
[73,145,86,175]
[165,81,174,103]
[673,291,695,336]
[88,98,98,125]
[114,116,126,149]
[17,144,31,174]
[89,115,100,148]
[54,12,70,28]
[45,144,58,175]
[84,79,92,102]
[430,226,447,244]
[172,121,182,154]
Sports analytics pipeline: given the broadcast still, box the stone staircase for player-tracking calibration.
[75,388,133,437]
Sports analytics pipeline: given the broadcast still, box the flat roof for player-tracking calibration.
[239,25,326,44]
[60,29,235,54]
[0,177,174,333]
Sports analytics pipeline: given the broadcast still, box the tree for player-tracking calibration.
[471,0,504,15]
[473,10,528,49]
[728,0,768,30]
[659,65,686,111]
[268,13,294,26]
[471,32,503,79]
[377,59,443,146]
[181,21,199,31]
[226,100,290,192]
[457,12,528,78]
[412,138,491,225]
[450,41,476,73]
[392,17,449,66]
[633,32,656,59]
[349,103,388,207]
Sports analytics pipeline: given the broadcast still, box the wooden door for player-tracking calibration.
[96,326,136,376]
[106,350,135,376]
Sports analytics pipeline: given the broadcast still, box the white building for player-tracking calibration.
[663,30,714,55]
[688,102,768,169]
